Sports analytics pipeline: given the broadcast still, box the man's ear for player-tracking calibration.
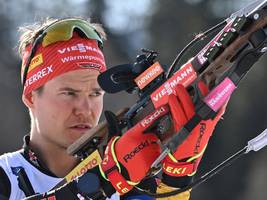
[22,93,34,109]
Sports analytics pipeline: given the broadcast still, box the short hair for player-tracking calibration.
[17,17,107,59]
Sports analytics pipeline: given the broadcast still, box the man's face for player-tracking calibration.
[29,69,104,149]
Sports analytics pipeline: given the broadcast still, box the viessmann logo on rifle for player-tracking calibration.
[134,62,164,89]
[150,61,197,108]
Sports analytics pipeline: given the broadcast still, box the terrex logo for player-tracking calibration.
[57,43,102,55]
[25,65,53,87]
[140,106,167,128]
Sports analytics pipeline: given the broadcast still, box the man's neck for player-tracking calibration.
[29,133,79,178]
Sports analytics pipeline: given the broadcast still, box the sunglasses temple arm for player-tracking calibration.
[22,32,47,88]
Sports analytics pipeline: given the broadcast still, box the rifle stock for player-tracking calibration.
[67,108,128,156]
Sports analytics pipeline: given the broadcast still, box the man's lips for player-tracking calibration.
[69,124,92,132]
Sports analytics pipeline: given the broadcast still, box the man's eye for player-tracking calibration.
[64,91,76,96]
[90,91,103,97]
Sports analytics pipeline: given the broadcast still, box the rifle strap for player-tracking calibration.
[99,136,135,195]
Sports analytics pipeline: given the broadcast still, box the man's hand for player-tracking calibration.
[99,81,227,195]
[99,116,161,195]
[161,82,227,187]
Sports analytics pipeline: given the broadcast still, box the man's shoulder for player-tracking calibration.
[0,150,24,173]
[0,150,21,158]
[0,150,23,163]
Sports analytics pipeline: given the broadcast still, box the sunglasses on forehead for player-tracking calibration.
[22,18,104,88]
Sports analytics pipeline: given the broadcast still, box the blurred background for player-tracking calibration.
[0,0,266,199]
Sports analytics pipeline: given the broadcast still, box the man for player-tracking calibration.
[0,17,227,200]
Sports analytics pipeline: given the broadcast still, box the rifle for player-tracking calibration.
[65,0,267,197]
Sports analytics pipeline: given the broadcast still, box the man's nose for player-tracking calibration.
[73,96,93,117]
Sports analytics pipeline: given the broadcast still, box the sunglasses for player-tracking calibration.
[22,18,104,88]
